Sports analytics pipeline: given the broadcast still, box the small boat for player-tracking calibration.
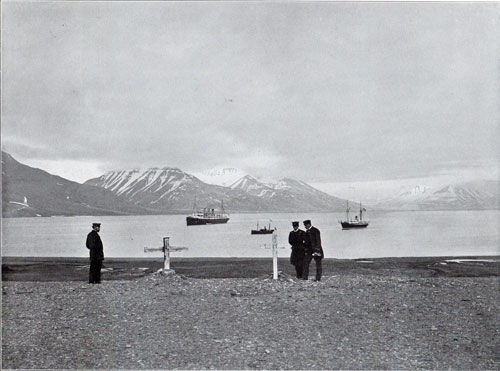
[186,200,230,226]
[339,201,369,229]
[251,220,276,235]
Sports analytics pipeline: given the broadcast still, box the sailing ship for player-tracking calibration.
[339,200,369,229]
[251,220,276,235]
[186,199,230,226]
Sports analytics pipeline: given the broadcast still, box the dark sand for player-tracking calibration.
[2,257,500,369]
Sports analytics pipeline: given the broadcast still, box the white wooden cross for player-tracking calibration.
[144,237,188,274]
[260,233,287,280]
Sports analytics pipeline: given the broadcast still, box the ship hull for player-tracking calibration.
[340,221,369,229]
[186,216,230,226]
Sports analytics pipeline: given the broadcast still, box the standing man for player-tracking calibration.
[302,220,324,281]
[86,223,104,284]
[288,221,306,279]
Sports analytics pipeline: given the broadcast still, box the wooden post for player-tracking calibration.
[272,233,278,280]
[163,237,170,271]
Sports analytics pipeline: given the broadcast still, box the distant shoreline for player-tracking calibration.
[3,208,500,218]
[3,256,500,282]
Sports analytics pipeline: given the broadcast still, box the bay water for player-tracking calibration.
[2,210,499,259]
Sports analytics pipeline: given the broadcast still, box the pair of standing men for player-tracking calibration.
[289,220,324,281]
[86,222,104,284]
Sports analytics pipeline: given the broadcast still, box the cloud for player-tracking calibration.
[2,2,498,184]
[236,149,283,171]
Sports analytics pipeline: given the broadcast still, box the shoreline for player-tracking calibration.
[3,256,500,281]
[3,208,500,218]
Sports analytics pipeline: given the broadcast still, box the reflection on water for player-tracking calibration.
[2,210,499,258]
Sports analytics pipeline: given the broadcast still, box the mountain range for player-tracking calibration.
[2,152,346,217]
[84,170,347,213]
[2,151,498,217]
[374,180,499,211]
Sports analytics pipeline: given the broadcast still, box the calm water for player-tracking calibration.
[2,210,499,259]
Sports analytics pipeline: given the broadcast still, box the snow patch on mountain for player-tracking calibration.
[273,179,292,191]
[9,196,29,208]
[230,175,281,198]
[103,169,143,195]
[151,177,189,204]
[398,185,433,198]
[195,167,247,187]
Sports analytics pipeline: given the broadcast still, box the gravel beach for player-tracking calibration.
[3,267,500,370]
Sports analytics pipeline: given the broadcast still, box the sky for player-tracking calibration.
[2,1,499,199]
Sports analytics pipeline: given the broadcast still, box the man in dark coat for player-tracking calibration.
[86,223,104,284]
[302,220,324,281]
[288,221,306,279]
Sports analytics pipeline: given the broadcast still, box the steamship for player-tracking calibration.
[339,201,369,229]
[186,200,230,226]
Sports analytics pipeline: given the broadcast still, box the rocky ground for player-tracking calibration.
[3,271,500,369]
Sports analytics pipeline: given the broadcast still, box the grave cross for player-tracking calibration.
[260,233,287,280]
[144,237,188,273]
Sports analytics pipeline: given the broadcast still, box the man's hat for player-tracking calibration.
[92,223,101,227]
[303,219,311,225]
[292,221,299,227]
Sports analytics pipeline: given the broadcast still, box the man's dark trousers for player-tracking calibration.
[294,257,304,278]
[89,260,102,284]
[303,254,322,281]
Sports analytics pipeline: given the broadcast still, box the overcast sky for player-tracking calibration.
[2,2,499,197]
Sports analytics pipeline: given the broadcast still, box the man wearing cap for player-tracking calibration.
[86,223,104,284]
[302,220,324,281]
[288,221,306,279]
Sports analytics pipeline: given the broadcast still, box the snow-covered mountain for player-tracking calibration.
[230,175,347,211]
[375,180,499,210]
[84,168,245,212]
[419,180,499,210]
[85,170,348,213]
[88,168,199,199]
[194,167,246,187]
[398,185,433,198]
[230,175,276,197]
